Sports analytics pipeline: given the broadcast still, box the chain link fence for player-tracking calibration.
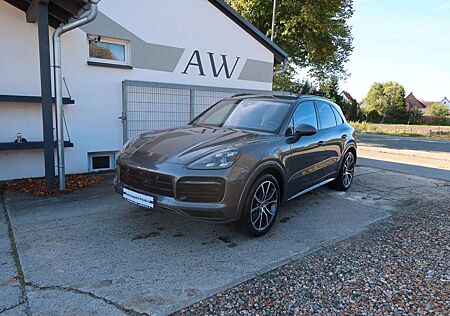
[122,80,290,142]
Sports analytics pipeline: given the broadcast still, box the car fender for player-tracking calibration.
[339,141,357,168]
[234,159,287,221]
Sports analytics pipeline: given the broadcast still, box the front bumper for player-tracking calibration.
[114,157,248,223]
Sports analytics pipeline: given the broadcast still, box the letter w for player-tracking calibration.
[208,53,240,79]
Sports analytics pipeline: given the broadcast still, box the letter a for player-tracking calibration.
[182,50,205,76]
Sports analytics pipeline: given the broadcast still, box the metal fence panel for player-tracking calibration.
[191,89,236,117]
[122,80,289,142]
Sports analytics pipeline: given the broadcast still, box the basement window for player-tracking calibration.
[88,152,117,172]
[87,35,130,66]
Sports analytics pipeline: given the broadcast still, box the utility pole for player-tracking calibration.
[271,0,277,41]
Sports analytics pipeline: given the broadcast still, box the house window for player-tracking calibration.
[88,35,129,66]
[88,151,117,172]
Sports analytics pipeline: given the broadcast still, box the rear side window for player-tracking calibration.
[331,105,344,125]
[316,101,337,129]
[293,101,318,129]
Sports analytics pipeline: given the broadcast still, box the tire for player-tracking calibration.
[239,174,280,237]
[329,151,355,191]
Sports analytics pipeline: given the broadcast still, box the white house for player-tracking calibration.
[0,0,288,182]
[441,97,450,109]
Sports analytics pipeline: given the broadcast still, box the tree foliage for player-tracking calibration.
[363,82,407,123]
[227,0,354,83]
[426,103,449,118]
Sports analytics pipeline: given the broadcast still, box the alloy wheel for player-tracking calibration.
[250,180,278,231]
[342,153,355,188]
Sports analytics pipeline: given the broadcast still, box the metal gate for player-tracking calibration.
[121,80,278,142]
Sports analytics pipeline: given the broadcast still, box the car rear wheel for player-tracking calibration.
[240,174,280,237]
[330,151,355,191]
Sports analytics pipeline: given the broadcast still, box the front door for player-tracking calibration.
[285,101,323,197]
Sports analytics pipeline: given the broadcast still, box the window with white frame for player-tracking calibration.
[88,35,129,65]
[88,151,117,172]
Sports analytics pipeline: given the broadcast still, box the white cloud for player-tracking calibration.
[433,2,450,11]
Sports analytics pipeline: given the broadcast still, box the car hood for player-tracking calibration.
[122,125,270,164]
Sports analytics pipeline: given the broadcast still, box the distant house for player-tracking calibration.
[405,92,427,112]
[342,91,355,104]
[358,101,367,109]
[420,96,450,110]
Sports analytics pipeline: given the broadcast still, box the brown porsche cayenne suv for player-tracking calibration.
[114,95,357,236]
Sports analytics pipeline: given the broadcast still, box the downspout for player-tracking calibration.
[273,57,290,76]
[53,1,99,191]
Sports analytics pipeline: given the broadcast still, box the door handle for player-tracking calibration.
[341,134,347,139]
[317,141,324,146]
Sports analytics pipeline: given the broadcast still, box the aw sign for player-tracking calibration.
[182,50,241,79]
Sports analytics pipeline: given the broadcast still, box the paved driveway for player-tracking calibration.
[1,169,391,315]
[2,164,447,315]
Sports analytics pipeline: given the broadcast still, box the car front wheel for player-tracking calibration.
[240,174,280,237]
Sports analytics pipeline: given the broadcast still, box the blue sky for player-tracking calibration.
[340,0,450,102]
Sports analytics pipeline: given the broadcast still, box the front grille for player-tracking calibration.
[176,177,225,203]
[120,166,174,197]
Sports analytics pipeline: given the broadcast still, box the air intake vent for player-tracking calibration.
[120,166,174,197]
[176,177,225,203]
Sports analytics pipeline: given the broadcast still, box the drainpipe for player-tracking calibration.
[53,1,99,191]
[273,57,290,76]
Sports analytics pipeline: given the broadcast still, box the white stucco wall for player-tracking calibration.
[0,0,276,180]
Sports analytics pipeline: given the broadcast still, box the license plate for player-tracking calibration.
[123,188,154,209]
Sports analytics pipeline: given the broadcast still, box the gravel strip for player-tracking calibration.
[173,197,450,315]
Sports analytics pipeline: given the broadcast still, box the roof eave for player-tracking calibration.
[207,0,289,64]
[3,0,90,28]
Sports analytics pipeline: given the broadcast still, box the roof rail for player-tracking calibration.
[231,92,298,98]
[231,93,255,97]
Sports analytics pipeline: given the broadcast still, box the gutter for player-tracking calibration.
[273,57,290,76]
[53,1,100,191]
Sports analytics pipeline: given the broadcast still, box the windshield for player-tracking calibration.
[191,99,292,133]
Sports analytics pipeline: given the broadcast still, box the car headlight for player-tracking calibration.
[188,149,240,169]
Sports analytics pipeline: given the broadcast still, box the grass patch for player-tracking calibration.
[350,122,450,140]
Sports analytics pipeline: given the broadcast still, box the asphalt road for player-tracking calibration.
[356,133,450,181]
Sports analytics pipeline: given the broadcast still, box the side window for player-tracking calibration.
[286,118,294,136]
[331,105,344,125]
[316,101,337,129]
[88,35,130,66]
[293,101,318,129]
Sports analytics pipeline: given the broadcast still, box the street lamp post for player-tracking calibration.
[271,0,277,41]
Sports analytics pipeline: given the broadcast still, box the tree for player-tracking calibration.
[363,82,407,123]
[227,0,354,85]
[406,108,422,125]
[426,103,449,118]
[273,71,320,95]
[319,77,343,105]
[315,76,358,121]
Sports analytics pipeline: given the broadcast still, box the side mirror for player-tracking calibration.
[292,124,317,141]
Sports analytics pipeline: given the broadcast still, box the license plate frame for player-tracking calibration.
[123,188,154,209]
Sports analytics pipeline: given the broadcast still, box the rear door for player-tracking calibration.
[314,101,343,178]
